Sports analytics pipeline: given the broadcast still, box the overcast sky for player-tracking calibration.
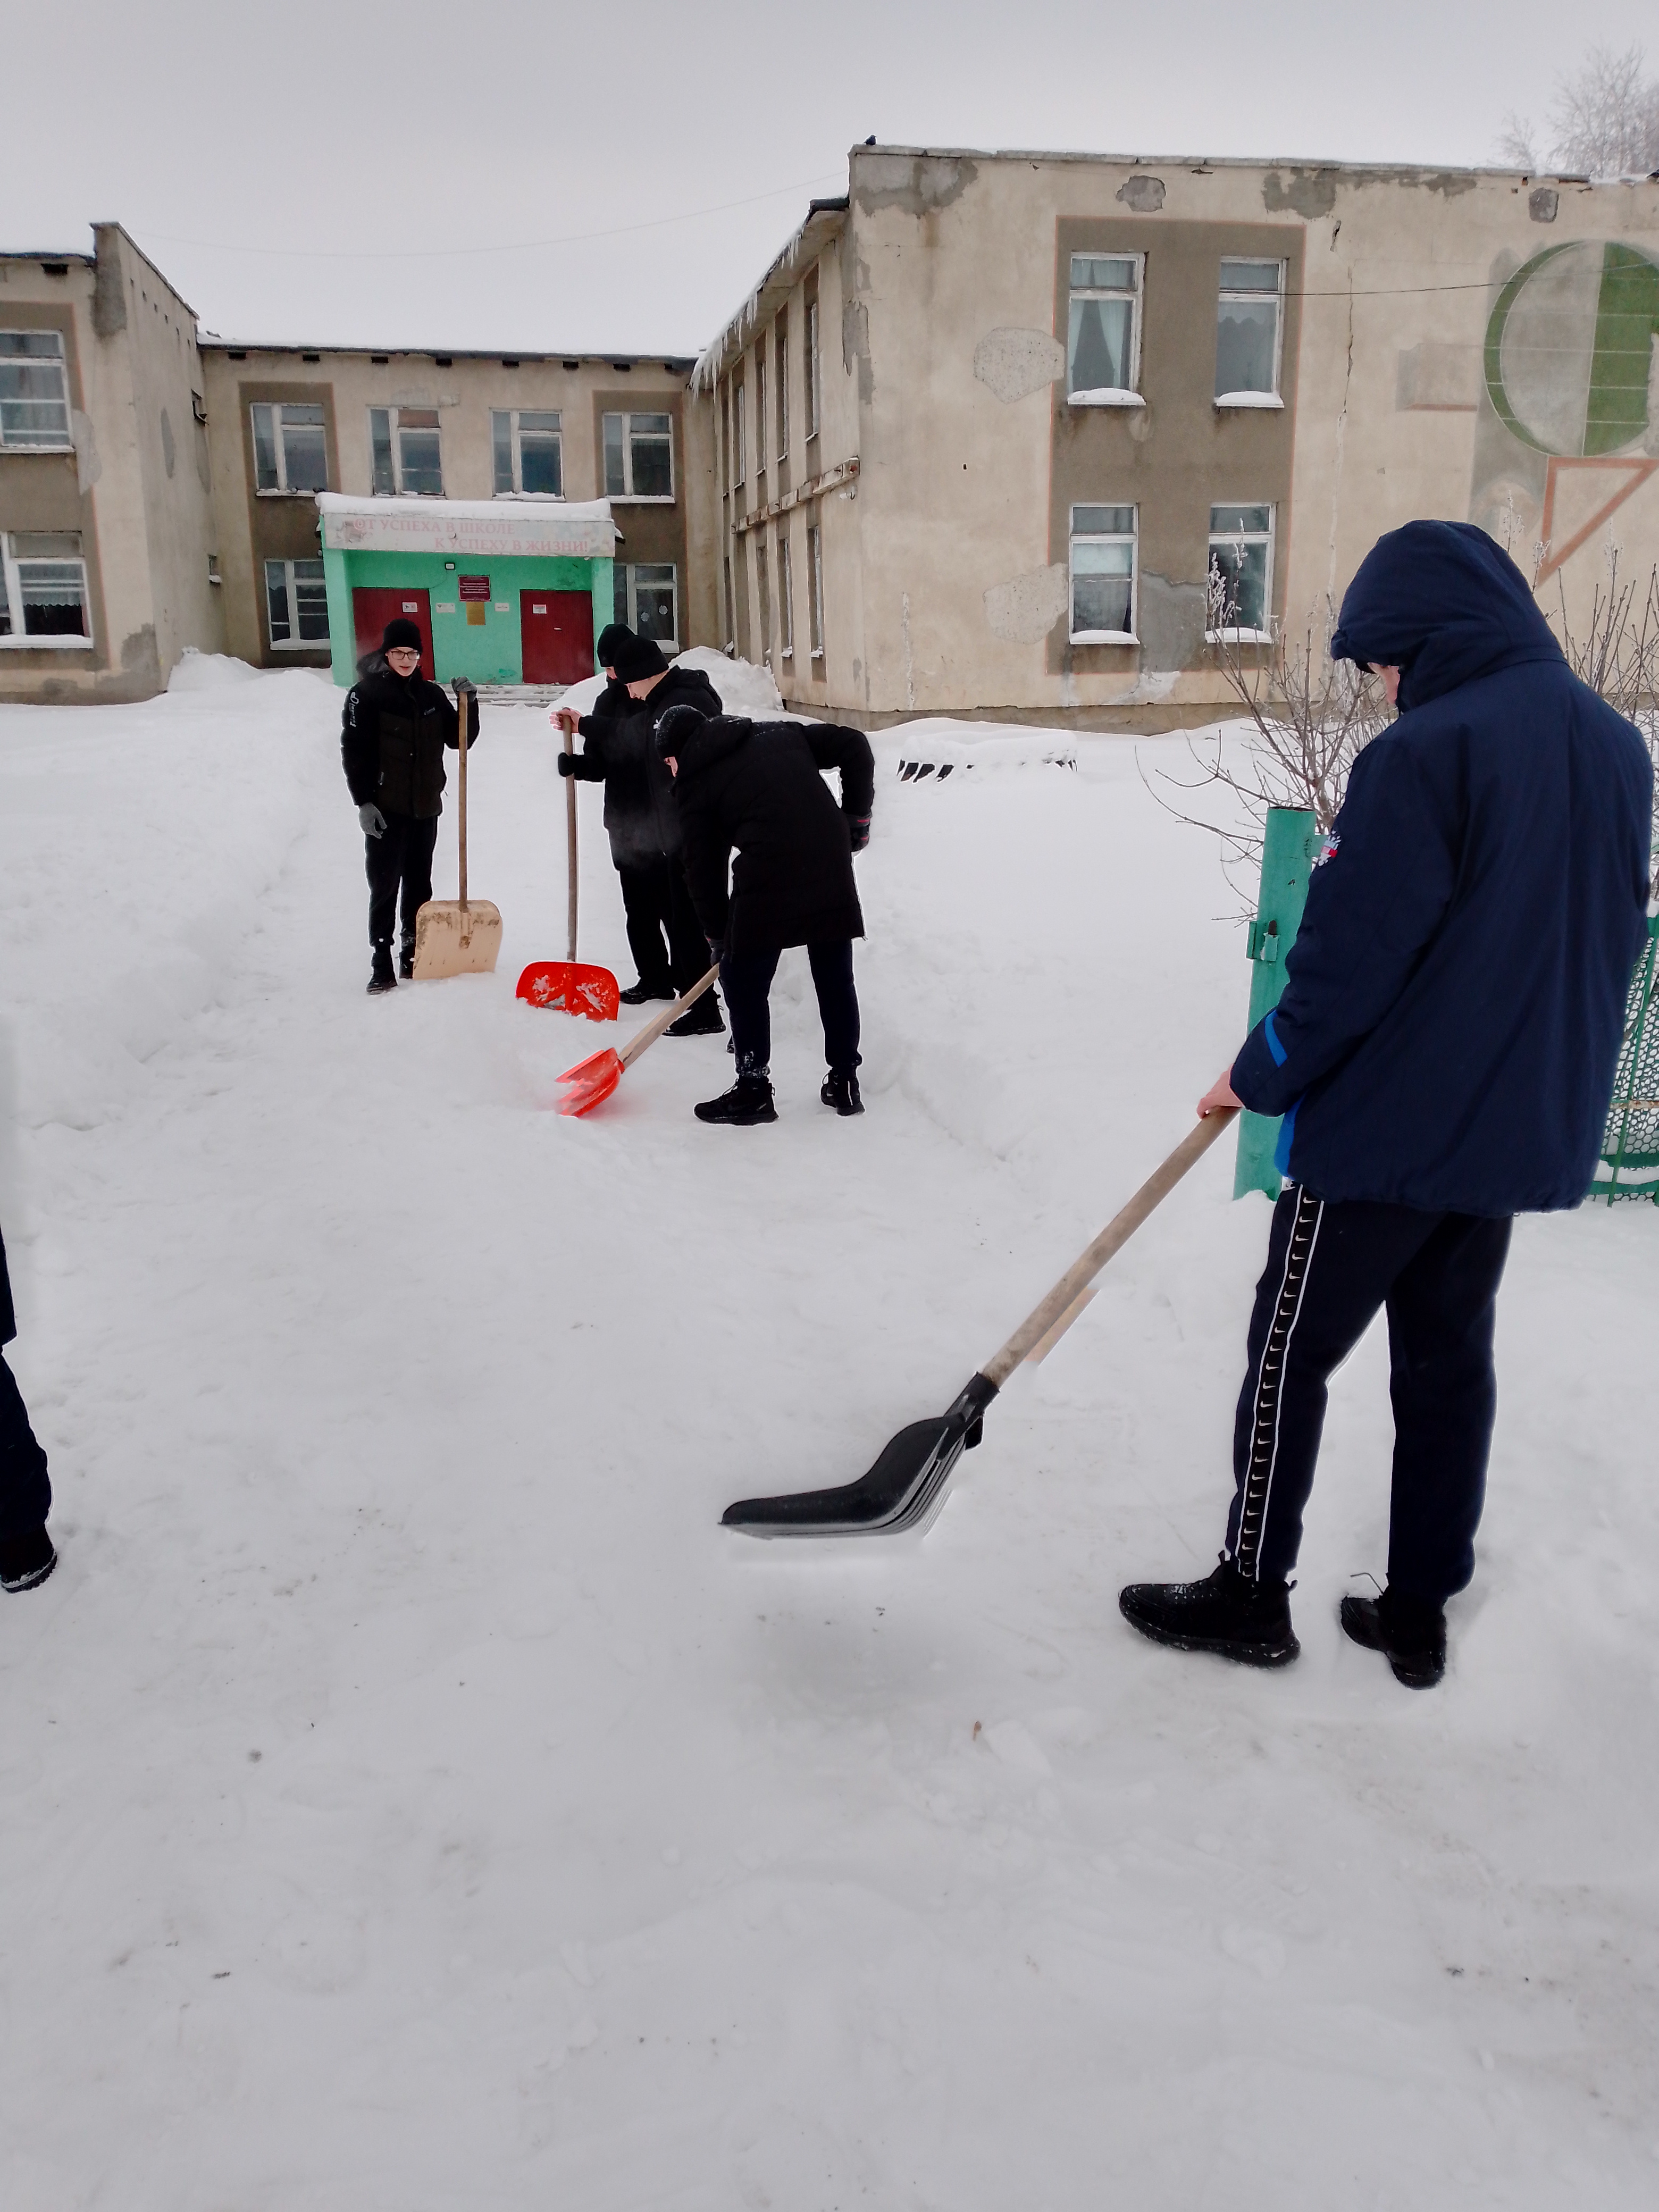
[9,1,1654,355]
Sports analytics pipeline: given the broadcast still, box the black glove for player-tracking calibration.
[706,937,726,966]
[358,803,386,838]
[556,753,577,777]
[848,814,872,853]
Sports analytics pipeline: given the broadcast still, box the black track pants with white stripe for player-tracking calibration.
[1225,1186,1513,1601]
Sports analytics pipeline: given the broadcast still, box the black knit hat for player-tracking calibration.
[655,702,708,757]
[594,623,632,667]
[381,617,422,652]
[605,627,669,682]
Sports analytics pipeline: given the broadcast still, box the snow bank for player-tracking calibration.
[166,647,265,692]
[876,716,1080,777]
[555,647,785,722]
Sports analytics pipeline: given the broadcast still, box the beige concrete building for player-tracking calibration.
[0,225,223,702]
[692,148,1659,727]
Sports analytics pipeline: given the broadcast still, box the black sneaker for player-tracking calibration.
[694,1075,777,1125]
[667,994,725,1037]
[1339,1586,1447,1689]
[620,979,675,1005]
[821,1073,864,1116]
[398,938,416,981]
[1119,1557,1300,1668]
[368,943,396,994]
[0,1525,57,1593]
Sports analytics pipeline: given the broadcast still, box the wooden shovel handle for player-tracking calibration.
[982,1107,1238,1387]
[617,965,720,1071]
[455,681,470,910]
[564,720,579,963]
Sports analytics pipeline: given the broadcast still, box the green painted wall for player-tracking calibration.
[322,546,613,686]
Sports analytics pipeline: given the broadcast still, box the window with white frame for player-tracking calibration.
[756,536,772,656]
[0,331,72,449]
[774,315,790,464]
[1216,262,1285,404]
[251,403,329,492]
[1206,504,1275,639]
[808,523,824,658]
[264,557,330,649]
[1067,256,1143,404]
[777,533,794,659]
[602,412,673,500]
[733,379,746,486]
[368,406,443,496]
[805,295,820,442]
[0,531,91,644]
[1069,505,1137,642]
[613,562,678,649]
[755,353,768,481]
[492,409,563,497]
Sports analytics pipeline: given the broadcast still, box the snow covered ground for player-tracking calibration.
[2,664,1656,2210]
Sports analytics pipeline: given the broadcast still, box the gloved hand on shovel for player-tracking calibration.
[358,803,386,839]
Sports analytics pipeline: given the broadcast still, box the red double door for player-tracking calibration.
[352,587,434,671]
[520,590,594,684]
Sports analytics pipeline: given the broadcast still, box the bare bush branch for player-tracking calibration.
[1553,553,1659,894]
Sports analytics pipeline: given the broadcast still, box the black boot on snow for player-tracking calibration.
[367,943,396,994]
[1339,1584,1446,1689]
[694,1074,777,1126]
[821,1072,864,1116]
[398,936,416,981]
[1,1525,58,1594]
[619,978,675,1005]
[667,993,725,1037]
[1119,1557,1300,1668]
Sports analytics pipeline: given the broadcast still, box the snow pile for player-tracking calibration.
[3,689,1657,2207]
[165,647,266,691]
[876,717,1080,778]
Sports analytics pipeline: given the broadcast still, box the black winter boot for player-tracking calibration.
[620,978,675,1005]
[694,1074,778,1126]
[1339,1585,1447,1689]
[821,1072,864,1117]
[667,993,725,1037]
[0,1525,57,1593]
[368,943,396,994]
[1119,1557,1300,1668]
[399,935,416,981]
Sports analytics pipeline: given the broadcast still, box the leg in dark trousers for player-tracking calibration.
[664,856,713,996]
[0,1354,51,1545]
[719,946,782,1075]
[807,940,861,1076]
[616,862,675,994]
[366,811,439,948]
[1226,1188,1511,1599]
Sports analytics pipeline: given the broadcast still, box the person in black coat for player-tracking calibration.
[656,703,875,1125]
[554,626,724,1025]
[341,617,480,994]
[1120,522,1653,1689]
[0,1224,54,1593]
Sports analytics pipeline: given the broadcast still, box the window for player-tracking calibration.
[1069,505,1137,642]
[1067,255,1143,405]
[0,331,72,449]
[0,531,90,644]
[808,524,824,659]
[723,554,734,649]
[775,315,790,463]
[492,409,563,496]
[602,411,673,499]
[755,353,767,481]
[1216,262,1285,404]
[611,562,679,649]
[756,536,772,657]
[733,379,746,487]
[368,406,443,496]
[805,292,820,442]
[250,403,328,492]
[264,558,330,649]
[1206,504,1275,639]
[777,533,794,659]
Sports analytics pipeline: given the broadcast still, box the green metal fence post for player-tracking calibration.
[1235,806,1321,1201]
[1596,914,1659,1203]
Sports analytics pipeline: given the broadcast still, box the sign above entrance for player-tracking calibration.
[316,492,617,561]
[458,575,490,600]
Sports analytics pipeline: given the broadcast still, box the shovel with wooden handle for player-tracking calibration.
[515,714,620,1020]
[720,1107,1239,1537]
[413,682,501,978]
[555,963,720,1117]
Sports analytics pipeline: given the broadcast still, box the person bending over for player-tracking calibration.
[0,1222,54,1594]
[656,702,875,1125]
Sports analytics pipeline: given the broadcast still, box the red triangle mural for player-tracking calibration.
[1537,457,1659,583]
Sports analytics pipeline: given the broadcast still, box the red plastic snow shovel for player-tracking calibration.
[515,716,619,1022]
[556,965,721,1117]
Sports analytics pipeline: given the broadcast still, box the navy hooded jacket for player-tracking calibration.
[1229,521,1653,1215]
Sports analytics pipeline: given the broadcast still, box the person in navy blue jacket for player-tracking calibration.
[1121,522,1652,1687]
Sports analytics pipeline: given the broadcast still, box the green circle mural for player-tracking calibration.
[1485,240,1659,458]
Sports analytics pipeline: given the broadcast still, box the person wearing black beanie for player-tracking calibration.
[553,624,725,1025]
[340,618,480,993]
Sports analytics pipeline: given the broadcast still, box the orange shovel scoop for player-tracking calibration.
[515,714,620,1023]
[557,966,721,1117]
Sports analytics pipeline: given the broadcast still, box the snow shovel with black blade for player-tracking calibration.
[515,716,619,1022]
[721,1107,1238,1538]
[412,683,501,978]
[555,963,722,1117]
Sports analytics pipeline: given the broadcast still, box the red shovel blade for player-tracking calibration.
[555,1045,624,1117]
[516,960,620,1023]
